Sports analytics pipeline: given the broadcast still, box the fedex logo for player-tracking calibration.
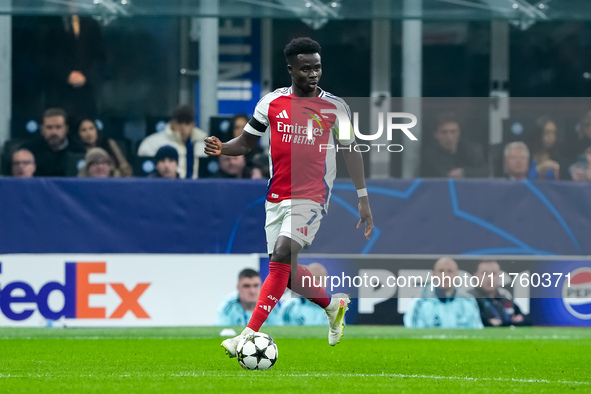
[0,262,151,321]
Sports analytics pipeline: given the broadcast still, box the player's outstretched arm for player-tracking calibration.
[204,132,260,156]
[341,142,374,240]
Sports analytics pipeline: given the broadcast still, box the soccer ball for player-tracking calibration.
[236,332,278,370]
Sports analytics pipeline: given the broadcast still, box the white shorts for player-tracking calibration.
[265,199,325,254]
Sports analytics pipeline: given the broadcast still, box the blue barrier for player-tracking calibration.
[0,178,589,255]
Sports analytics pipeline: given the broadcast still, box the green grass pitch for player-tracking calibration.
[0,326,589,393]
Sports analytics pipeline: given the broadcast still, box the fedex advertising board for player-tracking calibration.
[0,254,258,327]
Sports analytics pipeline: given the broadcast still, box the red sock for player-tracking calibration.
[287,264,330,309]
[247,262,291,332]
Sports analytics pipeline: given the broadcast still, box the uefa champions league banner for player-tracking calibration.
[0,254,259,327]
[260,255,591,327]
[0,178,589,256]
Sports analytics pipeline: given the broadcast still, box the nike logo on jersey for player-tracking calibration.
[275,110,289,119]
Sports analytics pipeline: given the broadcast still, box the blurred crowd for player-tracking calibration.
[4,105,591,182]
[1,105,270,180]
[403,257,529,329]
[3,14,590,181]
[216,259,529,329]
[421,112,591,181]
[5,14,269,181]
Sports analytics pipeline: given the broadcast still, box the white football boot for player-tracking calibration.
[221,327,255,358]
[324,293,351,346]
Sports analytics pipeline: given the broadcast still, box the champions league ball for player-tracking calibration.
[236,332,278,370]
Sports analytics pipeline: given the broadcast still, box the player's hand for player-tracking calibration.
[511,314,524,323]
[448,168,465,178]
[537,160,560,179]
[571,166,587,181]
[489,318,502,326]
[356,198,373,240]
[204,136,223,156]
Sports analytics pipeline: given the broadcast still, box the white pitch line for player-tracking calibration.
[0,335,588,340]
[0,337,203,340]
[0,372,588,386]
[384,373,589,386]
[417,335,583,340]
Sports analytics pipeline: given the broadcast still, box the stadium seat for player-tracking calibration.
[145,116,169,136]
[10,117,40,140]
[134,156,157,177]
[198,156,220,178]
[209,116,234,142]
[64,152,87,177]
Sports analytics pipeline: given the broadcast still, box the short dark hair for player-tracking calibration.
[284,37,321,64]
[11,148,34,162]
[435,112,460,132]
[530,116,558,156]
[43,107,67,121]
[77,118,100,133]
[238,268,259,280]
[475,260,500,274]
[172,105,195,124]
[232,113,250,124]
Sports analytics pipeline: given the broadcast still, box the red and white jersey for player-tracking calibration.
[244,87,354,209]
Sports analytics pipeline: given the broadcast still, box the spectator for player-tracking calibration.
[24,107,73,176]
[79,147,113,178]
[232,114,250,139]
[245,165,270,179]
[244,152,270,179]
[421,113,488,178]
[137,105,207,179]
[11,149,36,178]
[404,257,483,329]
[74,118,132,177]
[469,260,529,327]
[282,263,330,326]
[149,146,180,179]
[215,269,282,327]
[231,113,267,168]
[570,146,591,181]
[567,111,591,160]
[504,142,530,180]
[40,15,106,117]
[526,117,561,180]
[215,155,247,178]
